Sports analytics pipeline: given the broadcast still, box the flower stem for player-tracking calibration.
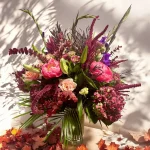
[20,9,47,48]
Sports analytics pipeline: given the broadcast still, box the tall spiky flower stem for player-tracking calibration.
[20,9,47,48]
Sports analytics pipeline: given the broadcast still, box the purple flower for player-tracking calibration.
[99,36,107,44]
[102,52,111,66]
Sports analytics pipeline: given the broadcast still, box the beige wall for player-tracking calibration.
[0,0,150,133]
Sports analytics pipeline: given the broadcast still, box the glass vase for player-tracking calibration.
[62,108,84,150]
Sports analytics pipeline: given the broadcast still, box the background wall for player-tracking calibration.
[0,0,150,133]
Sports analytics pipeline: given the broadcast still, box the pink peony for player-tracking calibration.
[90,61,113,82]
[23,71,39,81]
[59,78,77,91]
[42,58,62,79]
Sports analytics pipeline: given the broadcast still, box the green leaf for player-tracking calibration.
[75,73,84,87]
[107,5,131,49]
[72,63,81,73]
[20,114,42,129]
[23,64,40,73]
[77,96,83,120]
[80,46,88,64]
[20,9,30,14]
[85,106,98,124]
[13,111,31,119]
[61,108,83,147]
[60,58,69,74]
[82,70,98,89]
[44,119,61,141]
[32,44,41,53]
[41,47,45,53]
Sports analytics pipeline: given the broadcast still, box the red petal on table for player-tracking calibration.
[76,144,88,150]
[106,142,119,150]
[97,139,106,150]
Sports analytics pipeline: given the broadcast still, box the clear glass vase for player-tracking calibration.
[62,108,84,150]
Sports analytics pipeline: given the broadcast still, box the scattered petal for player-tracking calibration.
[76,144,88,150]
[97,139,106,150]
[106,142,119,150]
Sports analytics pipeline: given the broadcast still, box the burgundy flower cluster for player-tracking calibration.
[93,87,125,124]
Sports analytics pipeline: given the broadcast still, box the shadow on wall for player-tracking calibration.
[0,0,56,126]
[0,0,150,131]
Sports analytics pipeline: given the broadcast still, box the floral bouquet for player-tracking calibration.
[9,6,141,147]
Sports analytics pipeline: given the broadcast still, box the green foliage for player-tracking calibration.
[32,44,41,53]
[106,5,131,50]
[82,70,98,89]
[61,108,83,146]
[20,114,42,129]
[77,96,83,120]
[20,9,47,48]
[80,46,88,64]
[23,64,40,73]
[60,58,69,74]
[85,105,98,124]
[13,111,31,119]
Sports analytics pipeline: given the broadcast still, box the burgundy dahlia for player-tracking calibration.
[93,86,125,125]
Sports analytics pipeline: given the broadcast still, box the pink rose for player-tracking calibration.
[59,78,77,91]
[90,61,113,82]
[42,58,62,79]
[23,71,39,81]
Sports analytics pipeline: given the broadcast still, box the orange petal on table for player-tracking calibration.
[76,144,88,150]
[97,139,106,150]
[0,136,9,143]
[106,142,119,150]
[22,145,32,150]
[144,129,150,141]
